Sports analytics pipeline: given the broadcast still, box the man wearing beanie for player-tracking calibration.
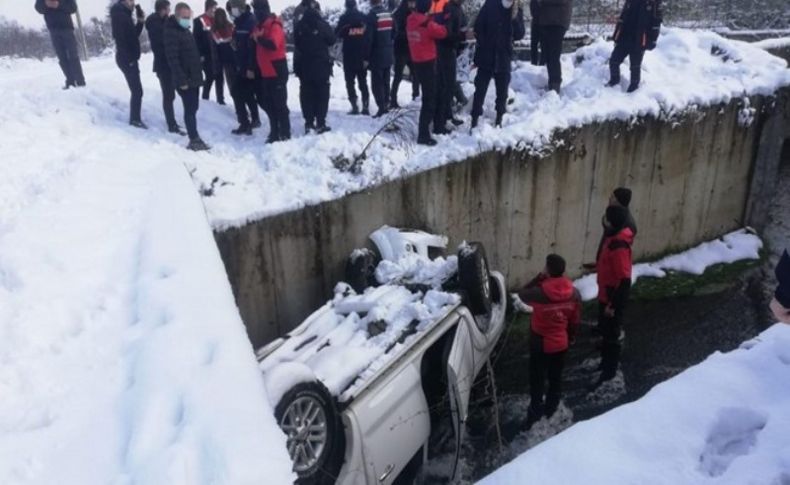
[593,204,635,388]
[336,0,371,115]
[586,187,638,269]
[251,0,291,142]
[771,250,790,324]
[406,0,447,145]
[518,254,581,429]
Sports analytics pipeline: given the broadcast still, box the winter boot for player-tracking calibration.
[471,115,479,129]
[606,78,620,87]
[417,136,438,146]
[361,101,370,116]
[626,82,640,93]
[450,117,464,126]
[187,138,210,151]
[348,100,360,115]
[316,123,331,134]
[130,120,148,130]
[251,118,262,129]
[305,121,315,134]
[548,83,561,94]
[434,124,452,135]
[169,125,187,136]
[494,112,504,127]
[232,124,253,136]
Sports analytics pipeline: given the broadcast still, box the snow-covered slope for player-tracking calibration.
[479,323,790,485]
[0,57,294,484]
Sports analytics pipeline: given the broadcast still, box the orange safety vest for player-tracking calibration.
[429,0,448,14]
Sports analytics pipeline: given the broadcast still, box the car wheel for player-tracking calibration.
[275,381,344,484]
[345,247,380,293]
[458,242,492,316]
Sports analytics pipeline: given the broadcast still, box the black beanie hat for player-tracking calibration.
[613,187,632,207]
[546,254,566,277]
[606,205,628,231]
[416,0,430,13]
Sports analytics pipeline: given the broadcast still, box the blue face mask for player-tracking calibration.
[178,17,192,29]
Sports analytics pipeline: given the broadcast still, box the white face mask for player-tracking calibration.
[501,0,513,8]
[231,7,242,17]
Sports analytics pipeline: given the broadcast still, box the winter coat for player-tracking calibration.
[253,14,288,79]
[111,1,144,65]
[336,7,369,71]
[294,8,336,80]
[364,4,395,69]
[164,16,204,89]
[596,207,637,262]
[145,13,169,74]
[211,25,237,67]
[392,0,413,53]
[613,0,663,50]
[35,0,76,31]
[437,1,463,53]
[233,9,258,73]
[535,0,573,30]
[776,250,790,308]
[473,0,525,73]
[519,275,582,353]
[406,11,447,63]
[596,227,634,307]
[193,13,214,59]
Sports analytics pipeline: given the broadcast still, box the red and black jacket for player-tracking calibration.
[406,11,447,63]
[612,0,662,50]
[597,227,635,308]
[253,14,287,79]
[519,275,582,353]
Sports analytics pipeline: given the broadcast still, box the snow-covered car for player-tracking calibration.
[257,226,508,484]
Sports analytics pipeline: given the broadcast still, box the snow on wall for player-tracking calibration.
[479,323,790,485]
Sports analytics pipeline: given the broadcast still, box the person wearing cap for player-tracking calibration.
[228,0,262,135]
[337,0,371,115]
[390,0,420,108]
[470,0,525,129]
[294,4,336,134]
[606,0,662,93]
[406,0,447,146]
[251,0,291,143]
[364,0,395,118]
[35,0,86,89]
[593,205,634,387]
[518,254,581,429]
[194,0,226,103]
[772,250,790,324]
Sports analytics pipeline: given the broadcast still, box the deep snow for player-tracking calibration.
[0,56,293,484]
[479,323,790,484]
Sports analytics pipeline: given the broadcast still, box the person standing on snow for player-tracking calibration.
[336,0,371,115]
[390,0,420,108]
[111,0,147,129]
[435,0,464,133]
[606,0,662,92]
[364,0,395,118]
[194,0,226,103]
[586,187,638,268]
[165,3,211,151]
[593,205,634,388]
[533,0,572,94]
[294,5,336,134]
[528,0,542,66]
[406,0,447,146]
[211,8,251,132]
[771,250,790,324]
[470,0,525,129]
[518,254,581,429]
[228,0,262,135]
[146,0,186,135]
[251,0,291,143]
[35,0,86,89]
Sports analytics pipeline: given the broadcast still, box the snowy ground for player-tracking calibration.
[0,56,293,484]
[479,323,790,485]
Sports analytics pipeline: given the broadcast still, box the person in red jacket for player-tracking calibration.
[519,254,581,428]
[251,0,290,143]
[594,205,634,388]
[407,0,447,146]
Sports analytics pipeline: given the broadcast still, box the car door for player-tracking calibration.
[445,317,476,480]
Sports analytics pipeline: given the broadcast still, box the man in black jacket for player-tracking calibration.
[435,0,463,133]
[470,0,525,128]
[111,0,147,128]
[389,0,419,109]
[364,0,395,117]
[533,0,572,93]
[35,0,85,89]
[194,0,225,103]
[229,0,261,135]
[294,6,336,133]
[607,0,662,92]
[166,3,210,151]
[337,0,370,115]
[145,0,185,134]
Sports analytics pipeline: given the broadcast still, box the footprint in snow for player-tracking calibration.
[699,407,767,478]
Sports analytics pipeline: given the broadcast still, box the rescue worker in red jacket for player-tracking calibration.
[606,0,662,92]
[519,254,581,428]
[594,205,635,387]
[407,0,447,146]
[251,0,290,143]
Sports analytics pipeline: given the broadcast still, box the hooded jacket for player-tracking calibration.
[293,8,336,80]
[336,6,369,71]
[597,226,634,308]
[406,11,447,63]
[613,0,663,50]
[519,275,582,353]
[164,15,204,89]
[473,0,525,73]
[35,0,76,30]
[111,1,144,64]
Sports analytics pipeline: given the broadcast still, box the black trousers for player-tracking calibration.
[50,29,84,86]
[391,47,419,103]
[177,86,200,140]
[436,49,457,129]
[259,75,291,141]
[344,67,369,108]
[224,65,260,128]
[369,66,391,113]
[202,56,225,102]
[299,76,331,127]
[528,333,566,419]
[598,301,625,379]
[156,70,178,130]
[530,20,544,66]
[117,58,143,123]
[471,68,510,118]
[609,42,646,86]
[413,60,437,141]
[540,25,566,88]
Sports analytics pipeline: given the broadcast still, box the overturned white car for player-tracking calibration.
[257,227,508,484]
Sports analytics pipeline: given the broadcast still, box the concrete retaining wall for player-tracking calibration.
[216,91,790,349]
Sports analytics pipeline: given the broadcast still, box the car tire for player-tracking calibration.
[457,242,492,316]
[345,247,380,293]
[275,381,344,484]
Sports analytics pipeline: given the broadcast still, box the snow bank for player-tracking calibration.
[574,229,763,301]
[0,57,293,484]
[754,37,790,50]
[479,323,790,484]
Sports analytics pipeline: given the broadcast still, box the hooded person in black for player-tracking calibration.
[389,0,419,108]
[336,0,371,115]
[111,0,147,128]
[146,0,185,134]
[470,0,525,129]
[294,5,336,133]
[35,0,86,89]
[606,0,662,92]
